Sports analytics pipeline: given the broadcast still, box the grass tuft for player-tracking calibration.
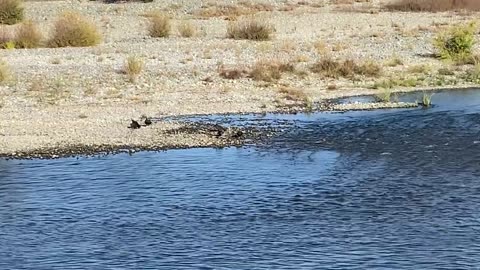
[123,56,144,82]
[227,17,274,41]
[14,21,42,48]
[177,20,196,37]
[421,91,433,107]
[148,12,171,38]
[0,0,23,25]
[0,60,10,82]
[48,12,101,48]
[375,88,393,103]
[249,60,294,82]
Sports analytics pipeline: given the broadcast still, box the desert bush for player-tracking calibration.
[177,20,195,37]
[14,21,42,48]
[311,58,380,78]
[0,26,13,47]
[227,17,273,41]
[433,22,476,62]
[123,56,144,82]
[249,60,294,82]
[0,0,23,25]
[218,65,247,79]
[148,12,170,38]
[385,0,480,12]
[355,61,382,77]
[48,12,101,47]
[310,57,341,78]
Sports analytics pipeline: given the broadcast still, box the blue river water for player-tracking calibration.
[1,89,480,269]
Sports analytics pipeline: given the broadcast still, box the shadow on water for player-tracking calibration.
[1,89,480,269]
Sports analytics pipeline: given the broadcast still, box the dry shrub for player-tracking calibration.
[278,86,308,102]
[0,26,13,46]
[0,60,10,82]
[310,57,342,78]
[355,60,382,77]
[385,0,480,12]
[249,60,294,82]
[148,12,170,38]
[15,21,42,48]
[0,0,23,25]
[311,58,381,78]
[218,65,248,79]
[193,2,272,18]
[48,12,101,47]
[227,17,274,41]
[123,56,144,82]
[177,20,195,37]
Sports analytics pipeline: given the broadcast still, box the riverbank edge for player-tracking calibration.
[2,87,455,160]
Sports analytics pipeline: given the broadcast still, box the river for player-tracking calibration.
[1,89,480,269]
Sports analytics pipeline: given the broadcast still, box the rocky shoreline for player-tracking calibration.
[0,97,427,160]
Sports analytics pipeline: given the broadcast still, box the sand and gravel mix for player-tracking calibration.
[0,0,478,157]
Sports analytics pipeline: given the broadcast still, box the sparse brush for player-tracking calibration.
[0,0,24,25]
[249,60,294,82]
[355,60,382,77]
[124,56,144,82]
[310,57,341,78]
[0,60,10,82]
[407,64,430,74]
[375,88,393,103]
[227,17,274,41]
[385,56,403,67]
[177,20,196,37]
[433,21,476,63]
[0,26,13,47]
[218,65,247,79]
[437,67,454,76]
[14,21,42,48]
[48,12,101,47]
[278,86,308,102]
[463,63,480,83]
[421,91,433,107]
[385,0,480,12]
[148,12,171,38]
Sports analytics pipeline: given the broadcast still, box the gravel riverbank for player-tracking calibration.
[0,0,478,158]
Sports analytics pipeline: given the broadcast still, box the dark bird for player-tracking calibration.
[208,124,226,138]
[129,119,141,129]
[144,118,152,126]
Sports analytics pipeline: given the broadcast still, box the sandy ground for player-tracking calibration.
[0,0,478,157]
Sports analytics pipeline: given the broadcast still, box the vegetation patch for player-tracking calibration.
[433,22,476,62]
[311,58,382,78]
[218,65,248,80]
[177,20,196,37]
[227,17,274,41]
[123,56,144,82]
[385,0,480,12]
[0,60,10,82]
[193,2,273,19]
[249,60,294,82]
[14,21,42,48]
[148,12,171,38]
[0,0,23,25]
[48,12,101,47]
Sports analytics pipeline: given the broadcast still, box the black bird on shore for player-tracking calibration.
[129,119,141,129]
[144,117,152,126]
